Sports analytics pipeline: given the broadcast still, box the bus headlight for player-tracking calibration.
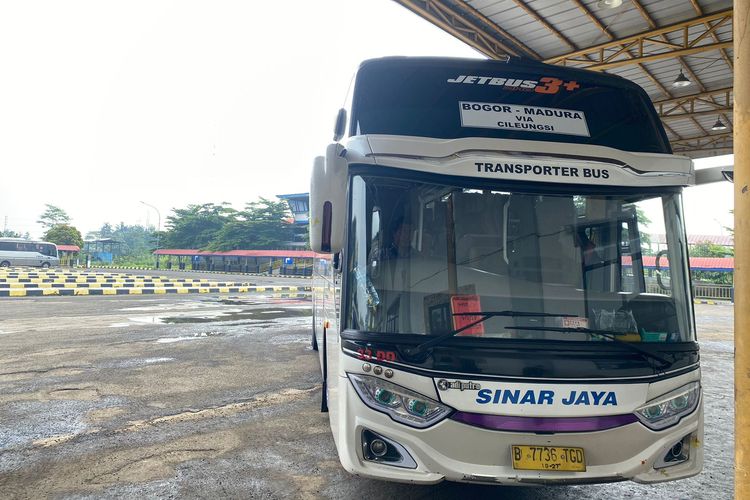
[635,382,700,431]
[348,373,452,428]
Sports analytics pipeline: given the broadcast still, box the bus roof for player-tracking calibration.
[357,56,645,92]
[350,56,671,155]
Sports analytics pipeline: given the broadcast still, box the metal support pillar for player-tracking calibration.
[736,0,749,496]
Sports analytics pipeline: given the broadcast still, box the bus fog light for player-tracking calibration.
[370,439,388,457]
[349,373,452,428]
[635,382,700,430]
[655,435,691,469]
[361,429,417,469]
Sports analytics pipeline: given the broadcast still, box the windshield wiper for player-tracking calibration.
[403,311,577,359]
[506,326,671,369]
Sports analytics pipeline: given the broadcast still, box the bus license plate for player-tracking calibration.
[511,445,586,472]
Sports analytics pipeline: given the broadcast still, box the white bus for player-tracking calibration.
[0,238,60,268]
[310,57,701,485]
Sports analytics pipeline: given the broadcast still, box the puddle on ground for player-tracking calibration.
[155,331,222,343]
[225,321,276,328]
[109,357,175,368]
[217,299,264,306]
[122,309,243,325]
[268,334,310,345]
[160,308,311,324]
[119,301,229,312]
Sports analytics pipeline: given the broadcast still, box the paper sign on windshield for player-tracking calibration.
[451,295,485,337]
[459,101,590,137]
[562,316,589,329]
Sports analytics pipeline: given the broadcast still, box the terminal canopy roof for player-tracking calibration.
[394,0,733,158]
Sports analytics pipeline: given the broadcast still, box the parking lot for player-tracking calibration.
[0,286,734,499]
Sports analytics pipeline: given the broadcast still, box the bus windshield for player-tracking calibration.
[346,173,694,343]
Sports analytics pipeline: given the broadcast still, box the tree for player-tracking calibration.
[44,224,83,247]
[636,207,652,249]
[209,198,293,250]
[108,223,154,255]
[0,229,22,238]
[690,240,734,285]
[690,241,733,258]
[37,205,71,229]
[162,203,238,249]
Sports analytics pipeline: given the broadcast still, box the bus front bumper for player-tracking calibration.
[336,377,703,486]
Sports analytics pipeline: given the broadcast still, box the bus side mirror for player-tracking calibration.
[694,165,733,185]
[333,108,347,142]
[309,144,348,254]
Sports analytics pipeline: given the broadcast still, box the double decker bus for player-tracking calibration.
[310,57,701,485]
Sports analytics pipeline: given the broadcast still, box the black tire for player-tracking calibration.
[311,312,319,351]
[41,262,50,269]
[321,379,328,413]
[0,261,10,267]
[320,324,328,413]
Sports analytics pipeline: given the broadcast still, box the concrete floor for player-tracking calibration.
[0,294,734,499]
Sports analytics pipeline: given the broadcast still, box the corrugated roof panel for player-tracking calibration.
[641,1,706,26]
[466,0,511,14]
[689,70,733,90]
[670,122,698,136]
[574,2,652,39]
[664,118,700,130]
[472,0,528,20]
[700,0,735,14]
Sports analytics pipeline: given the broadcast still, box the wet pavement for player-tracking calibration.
[0,295,734,499]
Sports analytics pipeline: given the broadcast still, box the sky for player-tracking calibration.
[0,1,734,239]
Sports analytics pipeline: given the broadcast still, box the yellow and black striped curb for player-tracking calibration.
[0,286,312,297]
[0,268,311,298]
[0,282,254,289]
[89,266,313,278]
[693,299,733,305]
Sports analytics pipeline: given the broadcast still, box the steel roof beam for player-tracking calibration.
[689,0,733,70]
[654,86,733,106]
[654,87,733,126]
[578,41,731,71]
[660,107,733,121]
[629,0,716,137]
[545,9,733,69]
[672,146,733,155]
[670,131,732,147]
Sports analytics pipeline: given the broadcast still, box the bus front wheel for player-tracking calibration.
[0,261,9,267]
[311,311,319,351]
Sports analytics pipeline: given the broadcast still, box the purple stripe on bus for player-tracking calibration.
[450,412,638,432]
